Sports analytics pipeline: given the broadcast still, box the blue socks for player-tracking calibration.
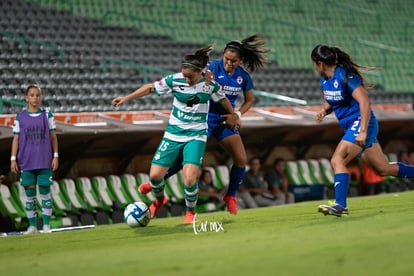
[332,163,413,209]
[334,173,350,208]
[227,165,245,197]
[397,162,414,178]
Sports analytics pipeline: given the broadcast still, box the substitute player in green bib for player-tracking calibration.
[112,45,238,224]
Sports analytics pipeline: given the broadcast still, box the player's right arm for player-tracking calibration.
[10,134,19,173]
[237,89,254,116]
[112,83,155,107]
[316,100,332,123]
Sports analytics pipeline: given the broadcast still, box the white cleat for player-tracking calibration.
[42,225,52,233]
[23,226,39,235]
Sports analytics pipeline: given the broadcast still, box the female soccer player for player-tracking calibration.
[142,34,269,215]
[311,44,414,217]
[112,45,237,224]
[206,34,268,214]
[11,84,59,234]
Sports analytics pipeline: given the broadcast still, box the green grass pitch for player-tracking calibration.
[1,191,414,276]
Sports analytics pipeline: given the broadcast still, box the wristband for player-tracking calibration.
[235,111,242,118]
[10,155,16,161]
[325,107,333,115]
[54,152,59,158]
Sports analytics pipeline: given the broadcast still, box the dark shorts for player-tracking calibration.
[208,116,239,141]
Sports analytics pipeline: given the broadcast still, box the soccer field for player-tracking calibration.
[1,191,414,276]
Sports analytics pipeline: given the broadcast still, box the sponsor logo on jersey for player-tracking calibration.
[222,85,242,96]
[177,111,202,121]
[324,90,344,101]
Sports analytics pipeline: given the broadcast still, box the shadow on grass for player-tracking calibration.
[300,210,389,228]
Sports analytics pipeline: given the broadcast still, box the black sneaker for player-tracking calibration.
[318,203,349,217]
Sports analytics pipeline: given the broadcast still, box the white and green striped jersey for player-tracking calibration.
[153,72,225,143]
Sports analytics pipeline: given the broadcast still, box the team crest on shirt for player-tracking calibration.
[237,76,243,85]
[333,80,339,89]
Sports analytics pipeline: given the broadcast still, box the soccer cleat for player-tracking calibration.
[318,203,349,217]
[138,182,152,195]
[42,225,52,233]
[224,195,238,215]
[149,197,167,219]
[23,226,38,235]
[183,211,196,224]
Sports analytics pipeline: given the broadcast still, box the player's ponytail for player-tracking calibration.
[311,44,376,87]
[182,44,213,71]
[224,34,269,73]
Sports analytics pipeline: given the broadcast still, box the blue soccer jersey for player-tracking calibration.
[321,66,376,130]
[207,59,253,118]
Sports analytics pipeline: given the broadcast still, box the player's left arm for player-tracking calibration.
[352,85,371,147]
[222,89,254,128]
[223,89,254,129]
[238,89,254,116]
[50,130,59,171]
[48,113,59,171]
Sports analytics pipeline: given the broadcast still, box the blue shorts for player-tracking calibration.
[207,115,239,141]
[152,137,206,167]
[20,169,53,187]
[342,117,379,157]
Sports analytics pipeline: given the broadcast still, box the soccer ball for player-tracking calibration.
[124,201,151,227]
